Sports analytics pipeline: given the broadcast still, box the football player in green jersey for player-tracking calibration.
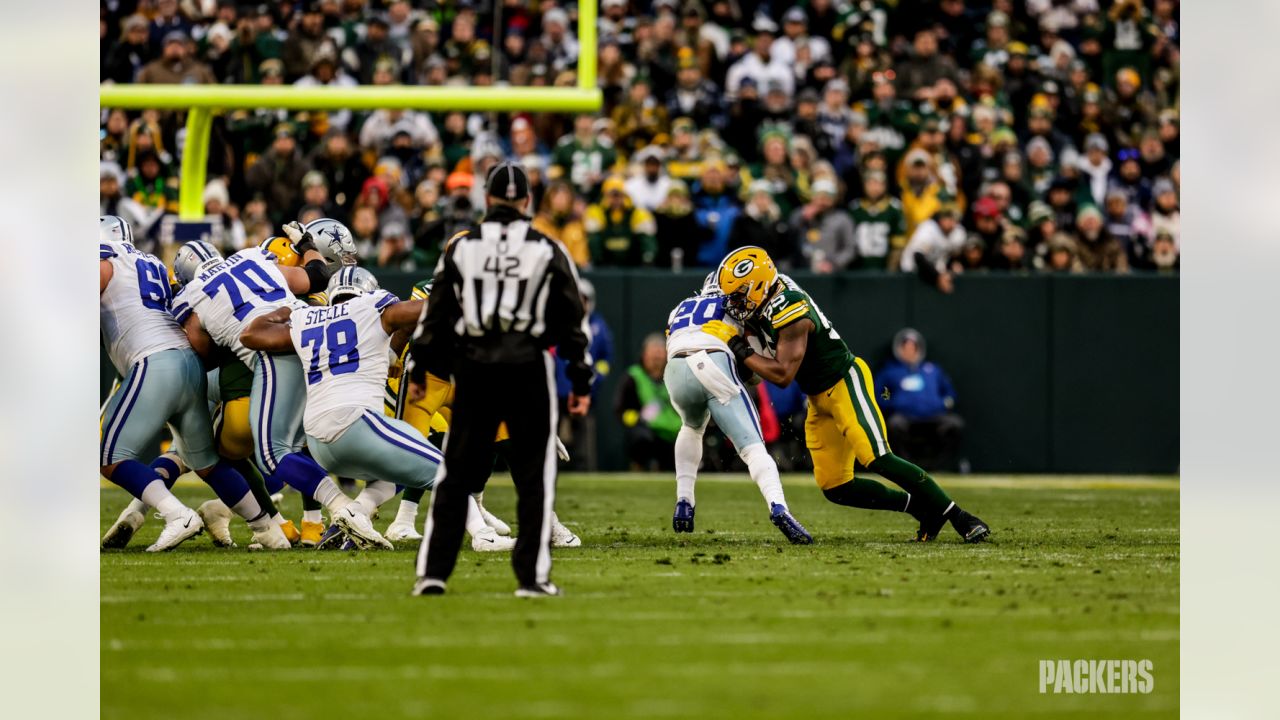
[704,246,989,542]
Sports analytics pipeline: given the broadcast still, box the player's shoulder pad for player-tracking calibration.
[372,289,399,313]
[766,288,813,330]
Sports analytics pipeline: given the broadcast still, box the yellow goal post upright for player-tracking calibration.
[99,0,600,221]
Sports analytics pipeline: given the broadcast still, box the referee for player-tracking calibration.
[407,161,593,598]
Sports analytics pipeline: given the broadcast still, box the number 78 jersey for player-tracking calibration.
[288,290,401,441]
[172,247,306,366]
[664,293,746,358]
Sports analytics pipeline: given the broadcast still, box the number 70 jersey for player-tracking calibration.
[172,247,306,366]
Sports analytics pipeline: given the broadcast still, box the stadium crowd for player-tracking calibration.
[100,0,1179,276]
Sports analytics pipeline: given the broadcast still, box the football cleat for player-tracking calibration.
[279,519,301,544]
[769,503,813,544]
[146,508,204,552]
[385,521,423,542]
[471,526,516,552]
[334,506,393,550]
[101,508,145,550]
[197,500,236,547]
[515,582,562,598]
[339,537,359,551]
[315,522,347,550]
[412,578,447,596]
[474,495,511,536]
[950,509,990,543]
[252,524,291,550]
[300,520,325,547]
[914,513,948,542]
[673,498,695,533]
[550,513,582,548]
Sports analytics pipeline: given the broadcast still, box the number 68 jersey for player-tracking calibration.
[172,247,306,366]
[289,289,401,442]
[100,240,189,374]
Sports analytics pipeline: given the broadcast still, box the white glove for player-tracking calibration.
[282,221,305,243]
[555,437,571,463]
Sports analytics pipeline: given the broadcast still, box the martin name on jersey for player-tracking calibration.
[172,248,306,365]
[289,289,400,442]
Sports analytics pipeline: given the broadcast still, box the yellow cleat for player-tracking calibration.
[300,520,325,548]
[280,520,302,544]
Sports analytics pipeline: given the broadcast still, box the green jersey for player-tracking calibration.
[747,275,855,396]
[849,197,906,270]
[552,135,618,196]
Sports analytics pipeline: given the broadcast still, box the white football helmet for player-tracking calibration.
[326,265,380,304]
[173,241,223,286]
[100,215,133,245]
[303,218,358,267]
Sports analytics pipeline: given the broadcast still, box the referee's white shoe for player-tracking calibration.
[515,583,561,598]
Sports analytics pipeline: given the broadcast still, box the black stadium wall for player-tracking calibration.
[100,272,1178,475]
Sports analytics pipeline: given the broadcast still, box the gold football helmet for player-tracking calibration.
[716,246,778,320]
[260,236,300,267]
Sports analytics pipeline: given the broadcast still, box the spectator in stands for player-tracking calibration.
[725,17,792,100]
[849,169,907,270]
[1104,189,1152,269]
[203,179,247,253]
[586,176,657,267]
[104,15,154,84]
[692,159,742,265]
[100,161,156,248]
[1075,205,1129,272]
[652,180,705,269]
[876,328,966,472]
[126,149,178,218]
[901,205,965,276]
[299,171,345,226]
[293,47,358,132]
[730,180,790,262]
[1149,178,1179,246]
[1076,133,1112,207]
[138,31,217,84]
[624,146,672,212]
[615,334,680,472]
[532,181,590,268]
[789,178,854,273]
[245,124,308,227]
[147,0,191,56]
[900,149,949,238]
[1038,233,1084,274]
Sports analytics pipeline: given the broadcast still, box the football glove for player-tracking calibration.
[701,319,740,344]
[282,220,316,254]
[726,334,755,365]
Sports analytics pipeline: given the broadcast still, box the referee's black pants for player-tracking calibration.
[415,352,559,588]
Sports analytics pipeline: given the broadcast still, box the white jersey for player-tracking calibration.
[664,293,746,358]
[172,247,306,366]
[100,239,189,374]
[289,290,400,442]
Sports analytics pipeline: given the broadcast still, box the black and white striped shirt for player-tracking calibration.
[409,205,594,395]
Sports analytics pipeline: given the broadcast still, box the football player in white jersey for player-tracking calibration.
[99,216,278,551]
[240,267,516,551]
[662,278,812,544]
[165,233,349,547]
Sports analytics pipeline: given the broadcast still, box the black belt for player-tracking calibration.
[672,348,727,359]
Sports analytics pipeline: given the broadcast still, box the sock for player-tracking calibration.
[314,478,351,512]
[867,454,955,519]
[273,453,330,499]
[200,462,255,510]
[674,425,703,505]
[303,509,323,524]
[739,443,786,508]
[150,454,183,488]
[231,494,272,532]
[404,485,428,504]
[394,499,419,526]
[302,494,323,513]
[823,477,910,512]
[110,459,165,498]
[352,480,397,517]
[464,495,488,535]
[233,458,279,517]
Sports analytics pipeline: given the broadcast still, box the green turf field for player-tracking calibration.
[101,473,1178,720]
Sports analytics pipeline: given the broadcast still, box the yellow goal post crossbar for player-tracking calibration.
[99,0,599,220]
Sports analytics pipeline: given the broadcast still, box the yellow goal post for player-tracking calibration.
[99,0,600,220]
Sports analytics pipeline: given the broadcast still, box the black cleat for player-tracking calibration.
[914,513,947,542]
[412,578,446,596]
[950,509,990,543]
[673,498,695,533]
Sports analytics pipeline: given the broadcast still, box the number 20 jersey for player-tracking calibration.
[289,290,400,441]
[100,239,188,374]
[172,247,306,366]
[664,293,745,358]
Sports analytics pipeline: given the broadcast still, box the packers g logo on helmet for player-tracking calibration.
[259,236,300,267]
[716,246,777,320]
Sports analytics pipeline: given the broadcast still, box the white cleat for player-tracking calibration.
[385,521,423,542]
[146,508,204,552]
[250,523,291,550]
[471,526,516,552]
[101,508,146,550]
[551,514,582,548]
[198,500,236,547]
[476,497,511,536]
[334,506,393,550]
